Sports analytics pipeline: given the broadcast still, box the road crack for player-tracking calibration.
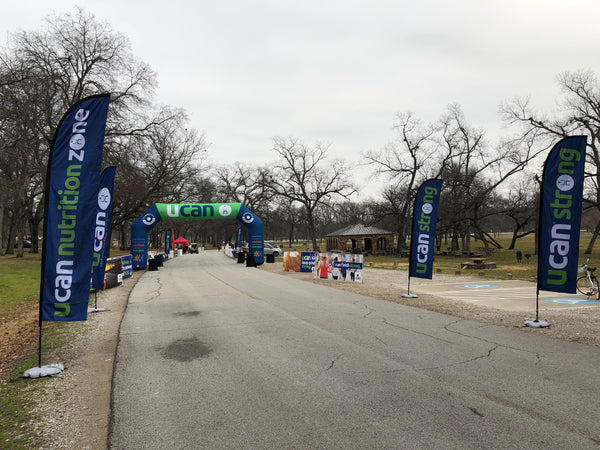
[382,318,456,345]
[325,353,343,371]
[443,318,543,363]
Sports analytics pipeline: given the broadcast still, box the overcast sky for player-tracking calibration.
[2,1,600,198]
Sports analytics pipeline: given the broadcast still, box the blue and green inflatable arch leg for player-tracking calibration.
[131,203,264,269]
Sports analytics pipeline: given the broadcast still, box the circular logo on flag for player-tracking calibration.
[97,188,111,211]
[142,213,156,226]
[241,212,254,224]
[422,203,433,215]
[556,174,575,192]
[70,134,85,150]
[219,205,232,217]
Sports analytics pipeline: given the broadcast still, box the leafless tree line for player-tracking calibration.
[2,9,600,256]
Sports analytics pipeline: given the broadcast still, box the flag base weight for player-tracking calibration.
[523,318,550,328]
[23,363,64,378]
[401,294,419,298]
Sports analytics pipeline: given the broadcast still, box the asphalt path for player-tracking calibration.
[110,251,600,449]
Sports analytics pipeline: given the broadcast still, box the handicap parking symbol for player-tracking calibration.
[459,284,500,289]
[543,298,599,306]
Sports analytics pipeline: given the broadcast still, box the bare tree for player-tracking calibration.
[436,104,543,253]
[501,69,600,253]
[0,8,213,254]
[363,111,437,249]
[0,7,158,254]
[365,106,541,253]
[108,109,210,238]
[213,163,274,214]
[269,137,356,251]
[501,178,538,250]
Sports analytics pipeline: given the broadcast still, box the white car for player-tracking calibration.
[263,242,282,257]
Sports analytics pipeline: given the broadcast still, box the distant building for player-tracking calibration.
[325,224,395,254]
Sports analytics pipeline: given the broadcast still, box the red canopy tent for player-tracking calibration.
[173,236,190,245]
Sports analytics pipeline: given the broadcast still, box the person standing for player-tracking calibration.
[316,255,331,279]
[331,256,340,280]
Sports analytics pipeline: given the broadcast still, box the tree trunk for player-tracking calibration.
[28,215,40,254]
[306,209,318,251]
[288,220,294,249]
[451,233,459,252]
[16,228,25,258]
[4,215,15,255]
[508,229,534,250]
[585,220,600,254]
[0,205,4,252]
[396,216,409,250]
[509,230,519,250]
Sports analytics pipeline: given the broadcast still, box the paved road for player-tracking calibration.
[110,251,600,449]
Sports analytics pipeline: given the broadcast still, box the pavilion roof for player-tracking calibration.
[326,224,394,237]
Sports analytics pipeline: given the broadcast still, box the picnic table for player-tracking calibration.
[461,257,496,270]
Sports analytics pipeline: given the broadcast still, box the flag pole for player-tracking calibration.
[524,151,552,329]
[402,187,419,299]
[402,274,418,298]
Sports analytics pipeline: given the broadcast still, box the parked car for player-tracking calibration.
[263,242,282,257]
[14,239,32,248]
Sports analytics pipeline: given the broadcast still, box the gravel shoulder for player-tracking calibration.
[26,273,136,449]
[19,261,600,448]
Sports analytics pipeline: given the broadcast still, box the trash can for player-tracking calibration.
[148,258,159,271]
[266,254,275,263]
[246,252,257,267]
[237,251,245,264]
[156,254,163,267]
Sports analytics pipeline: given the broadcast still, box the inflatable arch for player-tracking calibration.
[131,203,264,269]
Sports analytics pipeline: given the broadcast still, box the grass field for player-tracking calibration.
[0,252,41,315]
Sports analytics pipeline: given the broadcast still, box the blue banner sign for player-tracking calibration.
[41,94,110,321]
[409,179,443,279]
[121,254,133,278]
[300,252,317,272]
[537,136,587,294]
[165,228,172,255]
[91,166,116,290]
[334,261,363,270]
[236,227,243,250]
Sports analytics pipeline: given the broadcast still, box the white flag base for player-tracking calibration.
[402,294,419,298]
[523,318,550,328]
[88,307,105,313]
[23,363,64,378]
